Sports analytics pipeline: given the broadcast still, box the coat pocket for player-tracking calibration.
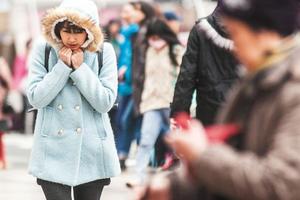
[41,106,54,137]
[93,112,107,139]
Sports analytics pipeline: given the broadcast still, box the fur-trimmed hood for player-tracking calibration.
[41,0,103,52]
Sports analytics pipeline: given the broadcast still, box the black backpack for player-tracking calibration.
[27,44,104,112]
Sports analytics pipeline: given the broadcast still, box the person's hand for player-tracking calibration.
[134,175,171,200]
[170,118,178,131]
[165,119,208,162]
[118,66,127,81]
[71,49,84,69]
[59,47,72,67]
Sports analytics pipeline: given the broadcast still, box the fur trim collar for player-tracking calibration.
[197,19,234,51]
[42,8,103,52]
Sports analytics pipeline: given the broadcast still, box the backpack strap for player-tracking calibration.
[44,43,52,72]
[96,45,118,109]
[97,47,103,76]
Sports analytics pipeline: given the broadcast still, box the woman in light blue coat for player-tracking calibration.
[26,0,120,199]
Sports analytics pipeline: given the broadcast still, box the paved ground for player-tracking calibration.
[0,133,135,200]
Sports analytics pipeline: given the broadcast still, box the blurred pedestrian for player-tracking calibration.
[12,39,32,92]
[130,18,184,185]
[104,19,121,57]
[0,57,12,90]
[163,11,181,34]
[115,3,140,170]
[128,1,156,174]
[0,75,13,169]
[131,1,156,116]
[103,19,121,145]
[10,39,32,133]
[170,0,240,126]
[137,0,300,199]
[26,0,120,199]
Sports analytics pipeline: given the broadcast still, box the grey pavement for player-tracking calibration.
[0,133,134,200]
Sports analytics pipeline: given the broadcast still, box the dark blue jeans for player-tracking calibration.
[115,96,141,158]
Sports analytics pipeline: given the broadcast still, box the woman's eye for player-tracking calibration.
[74,30,84,34]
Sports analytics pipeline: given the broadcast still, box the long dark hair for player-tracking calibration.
[130,1,156,26]
[146,18,181,66]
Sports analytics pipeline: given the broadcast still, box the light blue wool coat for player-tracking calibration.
[27,0,120,186]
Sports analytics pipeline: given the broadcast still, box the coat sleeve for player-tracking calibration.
[26,41,73,108]
[69,43,118,113]
[180,91,300,200]
[170,25,200,118]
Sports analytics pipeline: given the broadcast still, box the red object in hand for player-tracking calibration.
[205,124,240,143]
[175,112,240,143]
[174,112,191,130]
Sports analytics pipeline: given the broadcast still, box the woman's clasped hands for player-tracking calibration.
[59,47,84,69]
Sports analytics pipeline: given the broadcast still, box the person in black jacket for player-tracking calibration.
[170,0,240,125]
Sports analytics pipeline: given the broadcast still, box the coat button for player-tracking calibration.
[75,105,80,111]
[76,128,82,133]
[58,129,64,135]
[57,104,63,111]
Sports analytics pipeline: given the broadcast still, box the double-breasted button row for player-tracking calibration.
[57,104,63,111]
[58,129,64,135]
[57,105,80,111]
[75,105,80,111]
[57,128,82,135]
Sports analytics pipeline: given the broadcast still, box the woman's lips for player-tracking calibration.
[67,44,79,49]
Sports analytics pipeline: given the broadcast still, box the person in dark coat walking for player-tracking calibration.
[170,0,240,125]
[131,1,156,115]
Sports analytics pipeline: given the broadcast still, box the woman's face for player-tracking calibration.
[121,4,135,23]
[224,18,269,70]
[109,23,120,37]
[148,35,167,50]
[60,28,87,50]
[131,5,145,24]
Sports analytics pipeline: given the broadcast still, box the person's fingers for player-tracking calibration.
[60,46,67,52]
[59,47,65,55]
[72,49,83,55]
[72,50,83,57]
[65,49,72,56]
[60,48,72,57]
[170,118,178,131]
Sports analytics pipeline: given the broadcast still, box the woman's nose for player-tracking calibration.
[68,35,77,42]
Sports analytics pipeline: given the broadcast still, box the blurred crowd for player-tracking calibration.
[103,1,187,177]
